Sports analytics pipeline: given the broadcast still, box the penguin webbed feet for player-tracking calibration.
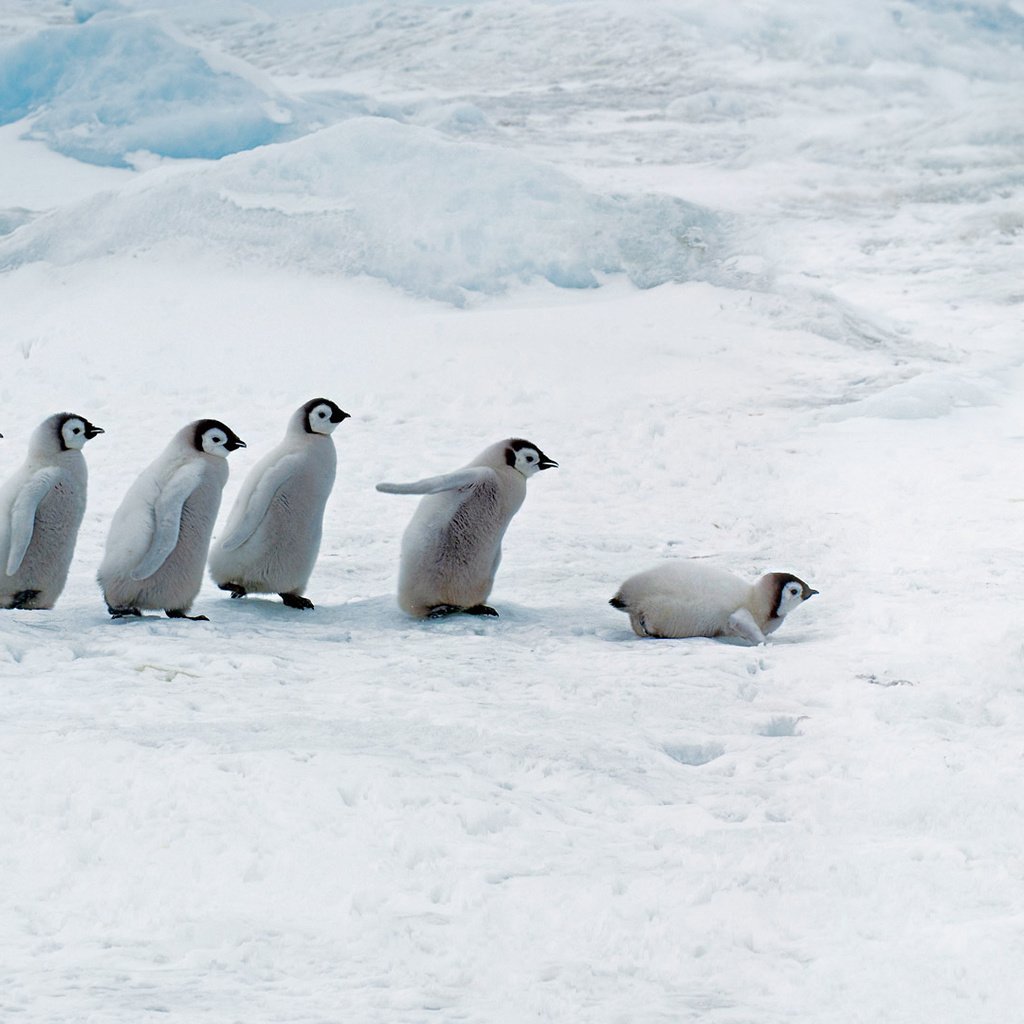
[107,605,141,619]
[426,604,460,619]
[218,582,248,599]
[464,604,498,617]
[166,609,210,622]
[426,603,498,619]
[8,590,41,610]
[280,593,314,610]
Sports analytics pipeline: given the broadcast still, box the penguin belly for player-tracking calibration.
[209,496,324,595]
[616,563,751,639]
[397,487,506,617]
[100,493,216,612]
[1,484,83,609]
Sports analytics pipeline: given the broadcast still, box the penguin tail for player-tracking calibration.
[609,595,628,611]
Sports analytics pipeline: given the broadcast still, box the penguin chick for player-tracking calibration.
[377,437,557,618]
[97,419,245,621]
[610,561,817,644]
[208,398,349,610]
[0,413,103,610]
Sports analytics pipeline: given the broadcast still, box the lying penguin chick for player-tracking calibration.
[209,398,349,610]
[98,419,245,621]
[610,561,817,644]
[0,413,103,610]
[376,437,557,619]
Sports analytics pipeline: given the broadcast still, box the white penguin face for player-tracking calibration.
[776,581,806,618]
[506,440,558,478]
[196,420,246,458]
[305,399,349,436]
[60,415,103,450]
[775,577,818,618]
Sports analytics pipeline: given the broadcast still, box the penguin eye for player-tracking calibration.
[318,411,326,418]
[73,427,81,434]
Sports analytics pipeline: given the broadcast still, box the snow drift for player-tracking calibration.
[0,117,719,302]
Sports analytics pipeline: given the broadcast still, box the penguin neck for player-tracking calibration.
[746,579,777,632]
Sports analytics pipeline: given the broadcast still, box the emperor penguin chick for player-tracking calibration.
[610,561,817,644]
[98,419,245,621]
[0,413,104,610]
[208,398,349,609]
[377,437,557,618]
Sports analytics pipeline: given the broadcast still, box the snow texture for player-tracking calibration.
[1,0,1023,1021]
[0,117,718,301]
[0,11,301,166]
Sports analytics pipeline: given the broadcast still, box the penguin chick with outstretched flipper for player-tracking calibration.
[209,398,349,610]
[98,419,244,621]
[377,437,557,619]
[0,413,103,610]
[610,561,817,644]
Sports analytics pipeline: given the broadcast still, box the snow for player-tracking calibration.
[0,9,299,166]
[2,0,1024,1020]
[0,116,719,300]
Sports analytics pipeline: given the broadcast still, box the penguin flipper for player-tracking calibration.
[218,452,304,552]
[727,607,767,645]
[5,467,61,576]
[376,467,495,495]
[129,463,204,581]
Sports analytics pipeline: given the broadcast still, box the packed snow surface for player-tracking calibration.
[1,0,1023,1021]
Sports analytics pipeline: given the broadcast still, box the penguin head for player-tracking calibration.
[302,398,350,436]
[194,420,246,457]
[59,414,104,451]
[765,573,818,619]
[504,438,558,478]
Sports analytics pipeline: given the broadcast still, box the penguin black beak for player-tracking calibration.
[332,409,351,424]
[226,439,247,451]
[538,458,558,470]
[805,588,819,599]
[84,424,104,439]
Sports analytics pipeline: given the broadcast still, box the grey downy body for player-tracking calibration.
[98,419,244,619]
[0,413,103,609]
[208,398,349,608]
[377,437,557,618]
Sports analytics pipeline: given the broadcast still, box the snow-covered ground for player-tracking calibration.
[2,1,1023,1020]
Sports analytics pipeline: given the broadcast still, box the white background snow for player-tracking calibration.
[1,0,1023,1020]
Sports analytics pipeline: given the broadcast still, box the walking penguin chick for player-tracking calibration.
[208,398,349,609]
[98,419,245,620]
[610,561,817,644]
[0,413,104,609]
[377,437,557,618]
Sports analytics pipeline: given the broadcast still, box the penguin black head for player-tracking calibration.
[765,573,818,619]
[302,398,350,436]
[194,419,246,457]
[58,413,104,452]
[504,438,558,477]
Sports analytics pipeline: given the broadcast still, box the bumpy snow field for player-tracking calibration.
[1,1,1023,1021]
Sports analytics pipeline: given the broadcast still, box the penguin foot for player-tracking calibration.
[464,604,499,617]
[9,590,41,610]
[218,582,247,599]
[280,593,314,610]
[426,604,461,619]
[166,609,209,622]
[107,605,141,619]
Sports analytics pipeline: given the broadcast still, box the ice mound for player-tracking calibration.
[0,12,297,167]
[824,371,994,421]
[0,117,719,302]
